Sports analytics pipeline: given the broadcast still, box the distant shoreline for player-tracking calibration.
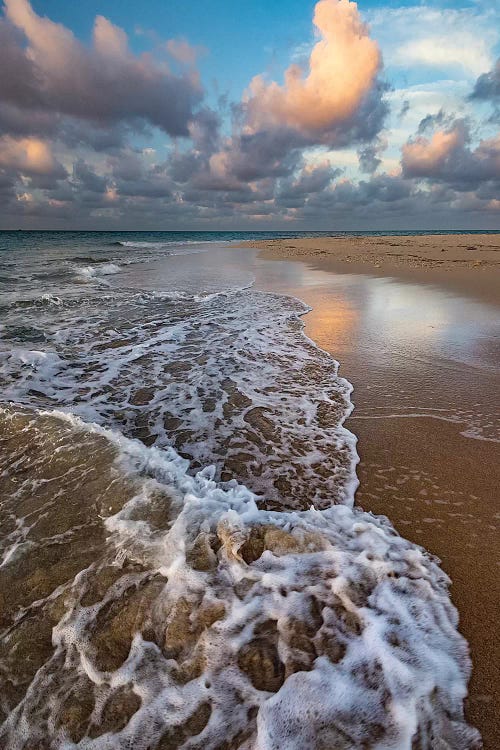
[242,233,500,308]
[1,228,500,236]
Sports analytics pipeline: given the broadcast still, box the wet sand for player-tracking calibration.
[246,233,500,307]
[248,237,500,749]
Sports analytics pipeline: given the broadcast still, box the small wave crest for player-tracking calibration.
[75,262,121,283]
[114,239,205,248]
[40,293,64,306]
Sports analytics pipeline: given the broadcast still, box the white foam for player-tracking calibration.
[117,240,206,248]
[16,348,61,372]
[75,263,121,283]
[0,410,479,749]
[0,289,358,508]
[40,293,64,306]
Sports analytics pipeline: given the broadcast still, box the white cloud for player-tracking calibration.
[396,36,490,78]
[367,4,499,79]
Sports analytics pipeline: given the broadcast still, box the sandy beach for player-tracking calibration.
[246,233,500,307]
[246,233,500,749]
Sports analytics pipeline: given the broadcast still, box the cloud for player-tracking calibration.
[0,0,497,230]
[367,5,499,79]
[395,35,492,78]
[358,137,386,173]
[0,135,65,176]
[243,0,382,139]
[1,0,203,137]
[402,119,500,190]
[275,161,342,207]
[208,129,305,185]
[471,58,500,101]
[166,38,206,67]
[197,0,387,190]
[402,125,466,177]
[72,159,107,195]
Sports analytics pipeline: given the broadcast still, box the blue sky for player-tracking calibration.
[0,0,499,229]
[29,0,499,102]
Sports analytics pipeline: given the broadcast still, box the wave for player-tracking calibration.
[75,262,121,283]
[0,405,480,749]
[113,240,208,248]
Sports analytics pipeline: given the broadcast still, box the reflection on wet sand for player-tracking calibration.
[254,256,500,748]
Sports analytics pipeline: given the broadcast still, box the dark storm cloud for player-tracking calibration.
[169,151,203,185]
[324,80,389,148]
[189,108,222,154]
[417,110,455,135]
[110,153,145,183]
[470,58,500,123]
[0,19,41,108]
[329,174,412,206]
[224,129,306,183]
[0,102,59,139]
[115,176,173,199]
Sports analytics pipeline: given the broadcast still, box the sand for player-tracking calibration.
[245,234,500,749]
[246,233,500,306]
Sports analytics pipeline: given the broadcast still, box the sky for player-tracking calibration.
[0,0,499,230]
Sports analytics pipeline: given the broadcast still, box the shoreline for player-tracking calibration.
[246,236,500,749]
[244,233,500,308]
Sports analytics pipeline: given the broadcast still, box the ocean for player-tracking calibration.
[0,231,481,749]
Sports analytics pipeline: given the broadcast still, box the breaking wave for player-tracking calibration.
[75,263,122,283]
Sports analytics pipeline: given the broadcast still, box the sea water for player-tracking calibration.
[0,231,481,749]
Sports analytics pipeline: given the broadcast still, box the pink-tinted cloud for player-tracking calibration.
[166,38,206,66]
[402,126,465,176]
[200,0,386,189]
[0,135,64,175]
[401,119,500,193]
[2,0,202,136]
[243,0,382,137]
[475,132,500,166]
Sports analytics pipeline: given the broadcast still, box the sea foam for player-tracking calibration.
[0,408,480,749]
